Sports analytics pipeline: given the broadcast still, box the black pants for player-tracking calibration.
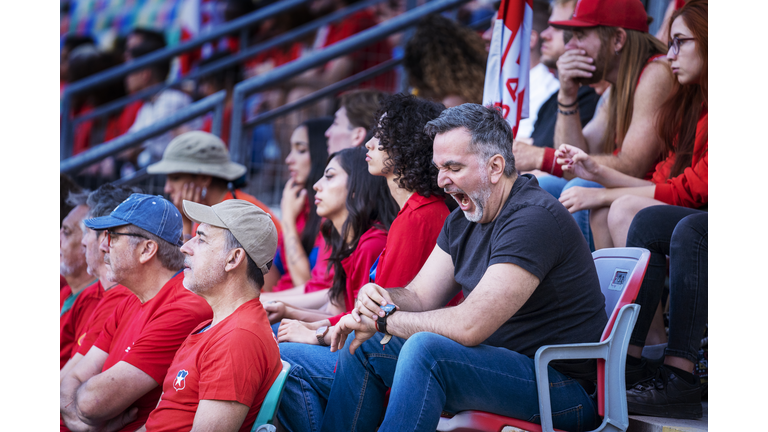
[626,205,708,363]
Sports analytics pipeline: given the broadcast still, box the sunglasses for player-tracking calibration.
[667,36,695,56]
[105,229,148,247]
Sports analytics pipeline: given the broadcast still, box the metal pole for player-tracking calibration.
[229,0,471,165]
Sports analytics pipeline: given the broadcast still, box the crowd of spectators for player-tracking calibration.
[60,0,708,430]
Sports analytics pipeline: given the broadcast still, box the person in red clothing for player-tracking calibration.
[141,199,281,432]
[269,117,334,293]
[60,194,212,432]
[554,0,708,250]
[273,95,449,432]
[147,131,282,240]
[60,193,96,369]
[60,184,141,379]
[263,146,397,325]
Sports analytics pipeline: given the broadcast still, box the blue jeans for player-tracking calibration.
[627,206,708,363]
[536,175,602,251]
[277,342,339,432]
[320,332,600,432]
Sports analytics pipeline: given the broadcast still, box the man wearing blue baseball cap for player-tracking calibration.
[60,194,212,432]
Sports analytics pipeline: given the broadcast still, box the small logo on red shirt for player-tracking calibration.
[174,369,189,391]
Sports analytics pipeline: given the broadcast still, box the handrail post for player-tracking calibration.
[61,92,73,160]
[229,87,247,167]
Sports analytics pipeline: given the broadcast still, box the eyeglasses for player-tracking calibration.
[667,36,695,56]
[105,229,148,247]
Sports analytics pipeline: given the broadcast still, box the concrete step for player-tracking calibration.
[627,401,708,432]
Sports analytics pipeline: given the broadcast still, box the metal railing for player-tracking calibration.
[60,90,226,175]
[60,0,310,159]
[229,0,473,166]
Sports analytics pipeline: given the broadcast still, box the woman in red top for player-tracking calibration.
[555,1,707,249]
[263,146,398,325]
[267,118,333,293]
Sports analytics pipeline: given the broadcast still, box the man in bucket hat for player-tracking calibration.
[60,194,212,432]
[143,199,282,431]
[513,0,675,251]
[147,131,281,242]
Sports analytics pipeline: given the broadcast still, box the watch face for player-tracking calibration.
[381,304,396,314]
[316,326,328,336]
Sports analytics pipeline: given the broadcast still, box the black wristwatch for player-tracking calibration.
[316,326,330,346]
[376,304,397,335]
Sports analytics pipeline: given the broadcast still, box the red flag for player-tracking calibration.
[483,0,533,138]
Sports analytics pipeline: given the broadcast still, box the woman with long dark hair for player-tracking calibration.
[266,117,334,292]
[263,145,398,323]
[555,0,707,250]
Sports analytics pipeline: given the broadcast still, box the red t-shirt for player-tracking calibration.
[375,194,449,288]
[74,285,132,358]
[652,107,708,208]
[328,226,388,325]
[201,104,232,146]
[61,281,104,369]
[91,272,213,432]
[61,284,72,309]
[144,299,281,432]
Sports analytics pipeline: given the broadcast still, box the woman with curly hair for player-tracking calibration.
[404,14,488,106]
[273,94,450,432]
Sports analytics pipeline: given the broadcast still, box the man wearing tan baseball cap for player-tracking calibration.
[147,130,281,242]
[142,199,282,432]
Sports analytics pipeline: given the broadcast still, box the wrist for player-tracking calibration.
[557,89,577,105]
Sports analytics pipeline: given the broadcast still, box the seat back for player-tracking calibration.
[592,248,650,342]
[251,360,291,432]
[591,247,650,419]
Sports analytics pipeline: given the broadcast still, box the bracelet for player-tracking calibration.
[557,99,578,108]
[558,107,579,116]
[541,147,564,178]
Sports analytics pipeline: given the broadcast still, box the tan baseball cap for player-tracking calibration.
[147,131,247,181]
[182,199,278,274]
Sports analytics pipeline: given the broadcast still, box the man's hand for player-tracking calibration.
[277,319,317,344]
[174,183,203,235]
[556,144,602,182]
[329,314,377,354]
[556,49,596,102]
[512,140,546,172]
[264,301,286,324]
[352,283,394,322]
[280,178,307,224]
[559,186,605,213]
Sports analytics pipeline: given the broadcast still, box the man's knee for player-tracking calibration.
[398,332,452,366]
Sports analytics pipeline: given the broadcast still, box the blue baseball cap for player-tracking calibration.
[84,193,183,246]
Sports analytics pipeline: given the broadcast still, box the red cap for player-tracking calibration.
[549,0,649,33]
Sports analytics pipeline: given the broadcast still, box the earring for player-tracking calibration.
[201,187,207,199]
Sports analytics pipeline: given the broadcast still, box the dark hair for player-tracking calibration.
[656,0,707,178]
[300,117,333,255]
[128,28,167,48]
[62,34,96,53]
[61,173,83,226]
[87,184,143,219]
[425,103,516,176]
[372,93,446,197]
[340,89,387,131]
[321,146,398,306]
[404,14,487,104]
[224,230,268,288]
[128,38,170,82]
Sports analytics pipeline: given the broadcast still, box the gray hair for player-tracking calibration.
[223,230,268,289]
[125,225,185,271]
[424,103,516,176]
[87,184,144,219]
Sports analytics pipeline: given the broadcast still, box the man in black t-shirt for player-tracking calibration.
[319,104,607,432]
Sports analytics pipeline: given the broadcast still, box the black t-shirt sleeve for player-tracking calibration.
[488,205,563,282]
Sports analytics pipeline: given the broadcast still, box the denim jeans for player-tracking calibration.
[277,342,339,432]
[626,205,708,363]
[536,175,602,251]
[320,332,600,432]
